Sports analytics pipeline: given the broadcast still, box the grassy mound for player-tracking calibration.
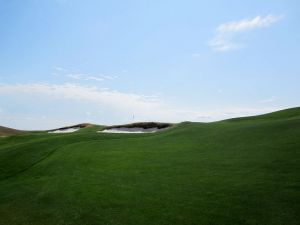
[0,108,299,225]
[0,126,24,136]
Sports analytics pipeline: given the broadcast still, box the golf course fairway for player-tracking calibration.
[0,107,299,225]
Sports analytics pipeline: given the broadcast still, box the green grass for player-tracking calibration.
[0,125,24,136]
[0,108,300,225]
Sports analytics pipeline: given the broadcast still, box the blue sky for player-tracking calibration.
[0,0,299,129]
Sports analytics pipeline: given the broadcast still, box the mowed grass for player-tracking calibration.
[0,108,300,225]
[0,125,24,136]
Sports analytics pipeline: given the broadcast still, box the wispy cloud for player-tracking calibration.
[192,53,202,57]
[66,73,117,82]
[259,96,277,103]
[0,83,162,115]
[208,14,284,52]
[0,82,279,129]
[66,73,106,82]
[52,66,117,82]
[53,66,67,72]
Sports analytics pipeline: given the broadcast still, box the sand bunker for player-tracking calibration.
[48,123,91,134]
[101,127,166,133]
[48,128,79,133]
[100,122,171,134]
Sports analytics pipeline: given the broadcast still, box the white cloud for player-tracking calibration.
[85,111,92,116]
[52,66,117,82]
[259,96,277,103]
[192,53,202,57]
[0,83,162,117]
[66,73,106,82]
[217,15,283,33]
[53,66,67,72]
[209,14,284,52]
[0,83,281,129]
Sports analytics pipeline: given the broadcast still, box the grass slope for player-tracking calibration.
[0,108,299,225]
[0,126,24,136]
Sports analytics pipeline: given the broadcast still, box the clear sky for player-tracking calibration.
[0,0,299,129]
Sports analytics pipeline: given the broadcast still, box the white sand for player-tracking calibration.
[100,127,165,134]
[48,128,79,133]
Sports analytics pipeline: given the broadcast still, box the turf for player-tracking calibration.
[0,108,299,225]
[0,126,24,136]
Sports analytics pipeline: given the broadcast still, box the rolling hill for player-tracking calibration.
[0,107,299,225]
[0,125,24,136]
